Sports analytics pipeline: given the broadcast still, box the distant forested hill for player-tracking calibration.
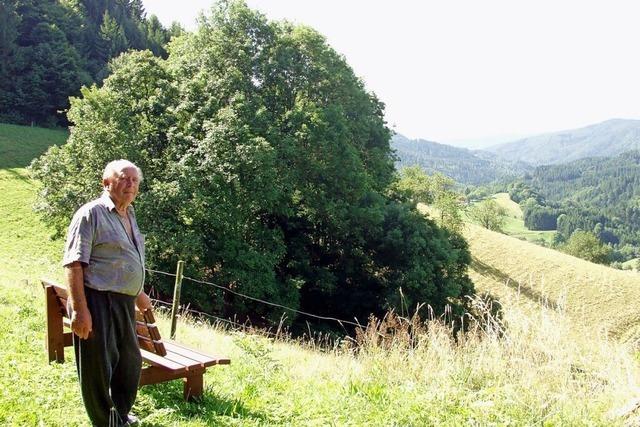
[521,150,640,248]
[0,0,181,127]
[488,119,640,166]
[392,134,531,185]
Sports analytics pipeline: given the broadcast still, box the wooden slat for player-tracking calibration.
[165,340,231,366]
[162,350,205,370]
[140,348,186,373]
[136,308,156,324]
[138,336,156,353]
[133,326,167,356]
[139,365,204,387]
[136,321,161,341]
[45,285,65,363]
[143,308,155,324]
[42,280,68,298]
[136,321,151,339]
[152,340,167,356]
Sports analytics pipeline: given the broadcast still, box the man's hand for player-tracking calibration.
[65,261,92,339]
[136,291,152,312]
[71,306,92,339]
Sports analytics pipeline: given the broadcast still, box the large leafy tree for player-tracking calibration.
[32,0,473,329]
[468,199,508,232]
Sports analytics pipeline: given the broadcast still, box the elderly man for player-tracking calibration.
[63,159,152,426]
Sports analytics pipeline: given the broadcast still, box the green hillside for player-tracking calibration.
[464,222,640,341]
[521,150,640,248]
[0,123,67,168]
[392,134,531,185]
[2,123,640,425]
[491,193,556,245]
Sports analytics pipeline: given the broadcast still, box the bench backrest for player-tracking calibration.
[42,280,167,357]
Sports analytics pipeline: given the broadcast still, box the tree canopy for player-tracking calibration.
[561,230,612,265]
[468,199,507,232]
[31,0,473,331]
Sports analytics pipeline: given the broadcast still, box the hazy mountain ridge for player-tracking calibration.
[392,134,531,185]
[487,119,640,165]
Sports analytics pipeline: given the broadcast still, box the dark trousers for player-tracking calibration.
[70,287,142,427]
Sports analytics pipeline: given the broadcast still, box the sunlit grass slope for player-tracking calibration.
[465,221,640,342]
[491,192,556,245]
[0,123,67,168]
[1,123,640,425]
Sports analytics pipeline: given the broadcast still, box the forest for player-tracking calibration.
[0,0,181,126]
[507,150,640,262]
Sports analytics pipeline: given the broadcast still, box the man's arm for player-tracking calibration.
[65,261,92,339]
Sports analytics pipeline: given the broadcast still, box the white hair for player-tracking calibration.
[102,159,143,182]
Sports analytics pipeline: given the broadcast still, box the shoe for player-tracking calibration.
[124,414,139,426]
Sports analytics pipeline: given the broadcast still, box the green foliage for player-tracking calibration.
[31,1,473,329]
[523,204,558,231]
[508,181,543,204]
[0,0,176,126]
[391,166,464,233]
[561,230,612,265]
[468,199,508,232]
[391,165,434,203]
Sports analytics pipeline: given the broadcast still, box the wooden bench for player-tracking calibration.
[42,280,230,400]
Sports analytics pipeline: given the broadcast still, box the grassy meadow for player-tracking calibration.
[490,192,556,245]
[1,123,640,425]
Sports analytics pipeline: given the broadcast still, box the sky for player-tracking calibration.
[142,0,640,147]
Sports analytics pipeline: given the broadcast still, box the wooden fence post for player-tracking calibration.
[170,260,184,339]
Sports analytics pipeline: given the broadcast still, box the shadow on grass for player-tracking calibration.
[1,167,33,184]
[471,256,561,310]
[138,381,270,426]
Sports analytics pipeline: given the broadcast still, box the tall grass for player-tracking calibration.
[344,294,639,425]
[151,292,640,426]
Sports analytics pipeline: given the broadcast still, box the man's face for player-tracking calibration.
[104,166,140,207]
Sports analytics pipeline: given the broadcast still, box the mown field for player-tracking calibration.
[1,123,640,426]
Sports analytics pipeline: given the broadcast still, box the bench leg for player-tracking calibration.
[184,373,203,401]
[45,286,65,363]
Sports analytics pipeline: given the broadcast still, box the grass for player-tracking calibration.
[464,222,640,342]
[491,193,556,245]
[1,123,640,425]
[0,123,67,168]
[621,258,638,271]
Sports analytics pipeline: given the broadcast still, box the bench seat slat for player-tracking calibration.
[164,341,231,366]
[162,350,205,370]
[140,348,186,373]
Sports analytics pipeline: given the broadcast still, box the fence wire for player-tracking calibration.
[144,265,362,329]
[149,296,280,337]
[182,274,363,329]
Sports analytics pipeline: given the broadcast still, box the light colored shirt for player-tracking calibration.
[62,192,145,296]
